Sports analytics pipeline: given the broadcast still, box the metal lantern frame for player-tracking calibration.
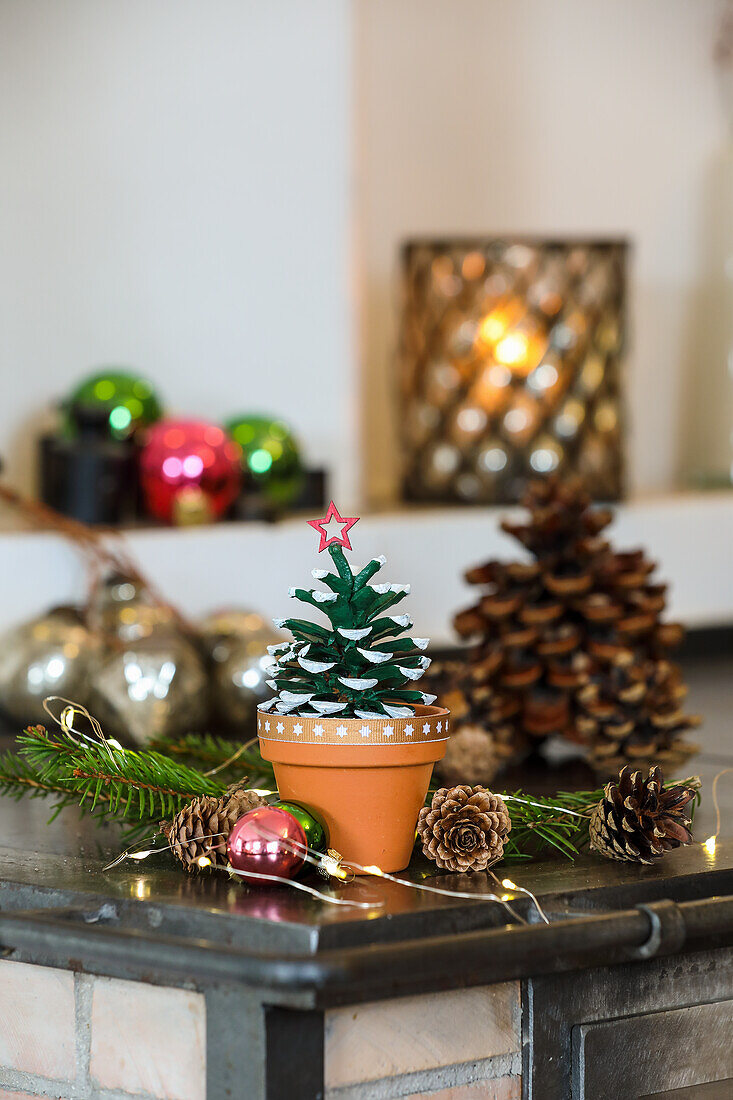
[398,237,628,504]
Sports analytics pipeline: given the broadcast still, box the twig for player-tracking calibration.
[0,481,197,638]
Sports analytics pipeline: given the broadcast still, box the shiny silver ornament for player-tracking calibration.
[0,607,98,725]
[200,609,284,732]
[87,632,208,746]
[87,572,176,644]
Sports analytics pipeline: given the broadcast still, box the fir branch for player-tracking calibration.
[148,733,275,785]
[17,725,226,826]
[0,750,81,803]
[150,732,248,767]
[0,748,128,834]
[489,776,700,863]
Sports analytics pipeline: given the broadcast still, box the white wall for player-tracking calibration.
[0,0,355,500]
[0,1,730,633]
[355,0,728,503]
[0,0,728,507]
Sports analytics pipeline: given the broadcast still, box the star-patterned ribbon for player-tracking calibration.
[257,707,449,745]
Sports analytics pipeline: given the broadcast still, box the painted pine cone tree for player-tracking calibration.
[576,655,700,778]
[261,544,434,718]
[447,476,692,774]
[417,785,511,872]
[589,765,696,863]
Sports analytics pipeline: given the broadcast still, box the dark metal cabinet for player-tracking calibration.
[524,948,733,1099]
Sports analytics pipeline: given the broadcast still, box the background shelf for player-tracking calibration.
[0,491,730,643]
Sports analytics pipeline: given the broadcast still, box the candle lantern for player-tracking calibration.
[399,238,627,503]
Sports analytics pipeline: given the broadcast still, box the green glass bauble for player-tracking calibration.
[225,414,302,506]
[66,369,163,441]
[272,800,329,855]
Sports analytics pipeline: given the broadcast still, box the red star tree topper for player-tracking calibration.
[307,501,360,553]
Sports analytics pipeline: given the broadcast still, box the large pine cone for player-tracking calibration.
[499,476,612,568]
[163,784,266,871]
[450,477,685,757]
[577,655,700,777]
[589,765,696,864]
[427,660,527,777]
[417,785,511,872]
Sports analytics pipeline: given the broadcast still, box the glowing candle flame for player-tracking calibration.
[495,332,529,367]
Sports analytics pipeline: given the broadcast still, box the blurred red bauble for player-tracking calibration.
[139,419,241,525]
[227,806,307,883]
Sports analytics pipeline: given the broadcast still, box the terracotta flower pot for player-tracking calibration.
[258,704,450,873]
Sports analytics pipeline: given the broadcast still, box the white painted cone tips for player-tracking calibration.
[309,700,348,714]
[298,657,336,673]
[337,627,372,640]
[383,704,415,719]
[357,647,392,663]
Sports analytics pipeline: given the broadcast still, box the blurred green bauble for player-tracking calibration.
[225,414,302,506]
[67,369,163,441]
[272,800,329,855]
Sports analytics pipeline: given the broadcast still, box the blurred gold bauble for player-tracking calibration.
[88,573,177,644]
[200,609,284,732]
[0,608,98,725]
[87,633,208,746]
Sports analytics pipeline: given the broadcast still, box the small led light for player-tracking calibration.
[704,836,717,856]
[363,865,385,876]
[251,789,275,797]
[197,856,212,868]
[501,878,517,890]
[60,705,76,732]
[107,738,123,751]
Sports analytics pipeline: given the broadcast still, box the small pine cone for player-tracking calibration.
[417,785,511,872]
[589,765,696,864]
[163,785,267,871]
[437,724,499,787]
[223,781,268,823]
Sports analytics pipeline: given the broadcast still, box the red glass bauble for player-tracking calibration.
[139,418,241,525]
[226,806,307,883]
